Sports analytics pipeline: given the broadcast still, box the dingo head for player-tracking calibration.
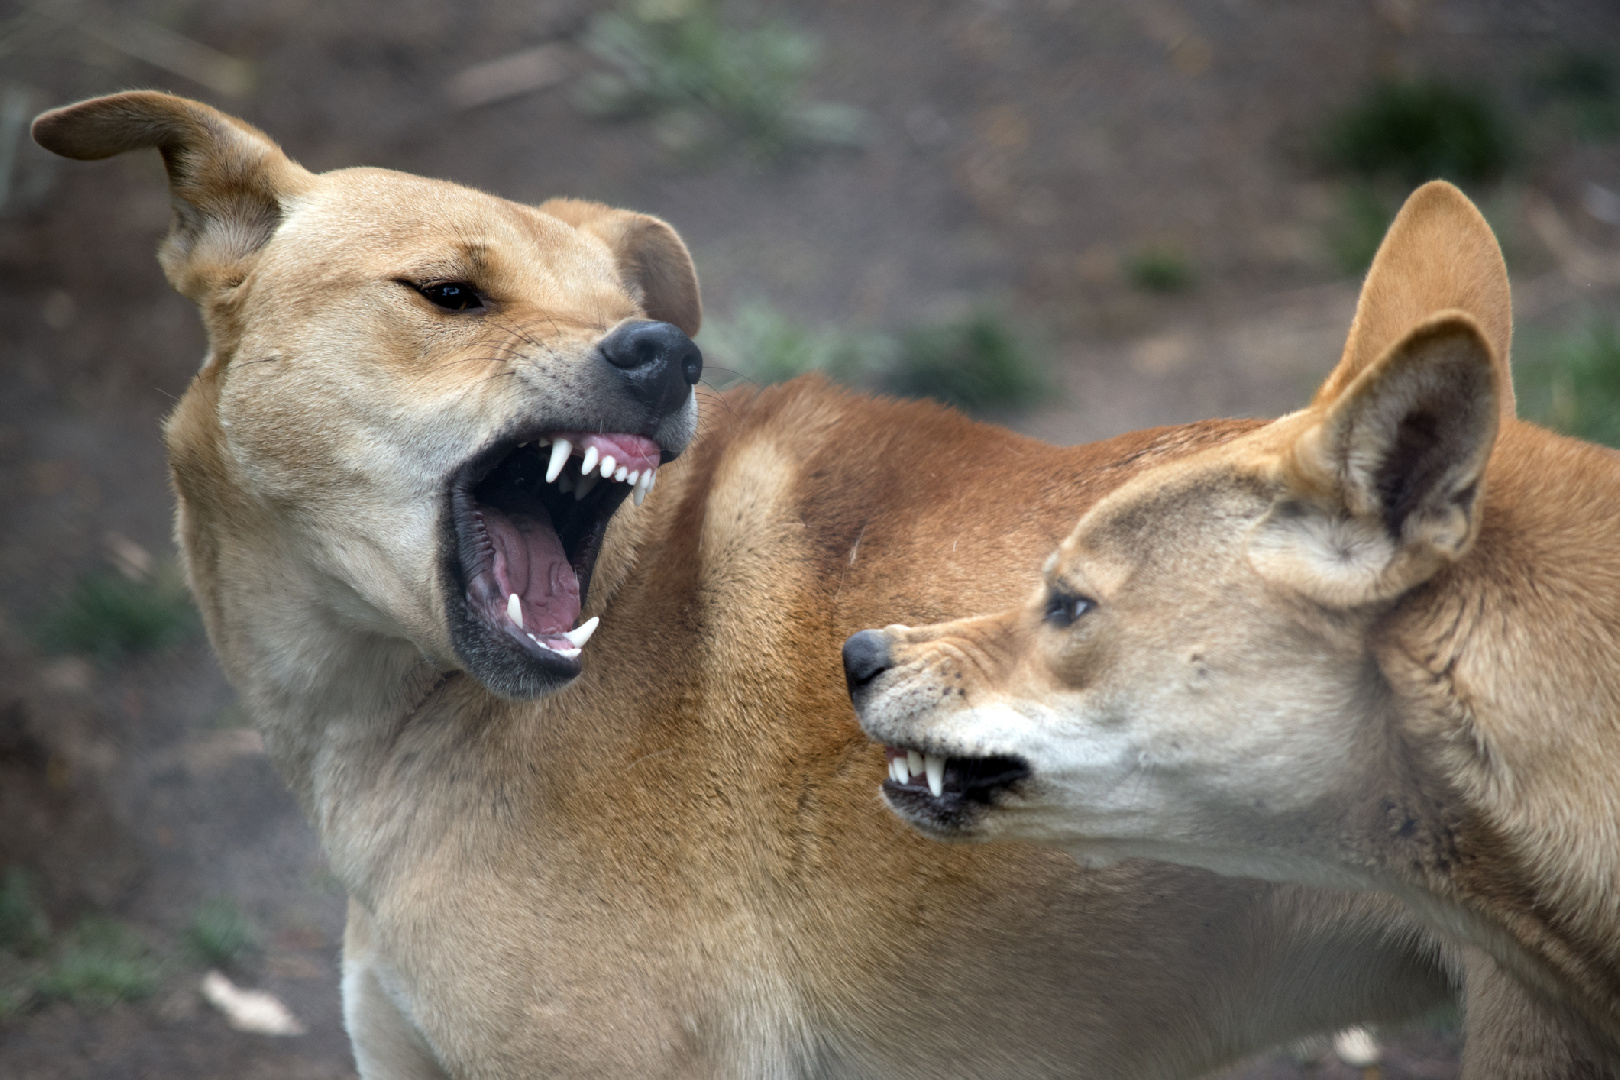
[35,92,704,700]
[846,182,1511,881]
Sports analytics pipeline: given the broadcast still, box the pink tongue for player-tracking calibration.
[482,505,579,634]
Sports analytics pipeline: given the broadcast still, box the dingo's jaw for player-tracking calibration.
[845,628,1034,838]
[875,743,1031,837]
[447,424,680,696]
[446,321,702,698]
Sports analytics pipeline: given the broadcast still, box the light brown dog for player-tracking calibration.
[34,92,1463,1078]
[848,181,1620,1068]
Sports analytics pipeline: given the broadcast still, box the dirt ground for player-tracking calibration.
[1,1,1616,1076]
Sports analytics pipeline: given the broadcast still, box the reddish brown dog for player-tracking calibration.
[33,92,1463,1078]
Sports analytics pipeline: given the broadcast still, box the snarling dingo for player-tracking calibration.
[33,92,1468,1078]
[848,181,1620,1062]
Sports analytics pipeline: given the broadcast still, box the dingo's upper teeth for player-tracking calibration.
[610,464,625,483]
[580,446,599,476]
[545,439,572,483]
[632,484,647,506]
[925,754,944,797]
[889,757,905,784]
[563,616,599,649]
[575,470,600,500]
[907,750,923,779]
[626,469,640,486]
[507,593,523,627]
[600,454,616,479]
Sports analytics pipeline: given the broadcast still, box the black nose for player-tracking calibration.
[842,630,893,695]
[598,320,703,417]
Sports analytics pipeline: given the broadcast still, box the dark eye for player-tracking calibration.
[417,281,483,312]
[1044,591,1095,627]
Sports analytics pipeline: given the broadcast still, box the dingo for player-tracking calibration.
[849,181,1620,1065]
[38,92,1461,1077]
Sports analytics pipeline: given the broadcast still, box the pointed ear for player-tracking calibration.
[539,198,702,337]
[1318,181,1515,422]
[1251,313,1501,607]
[32,91,311,302]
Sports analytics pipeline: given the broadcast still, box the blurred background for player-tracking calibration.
[0,0,1617,1076]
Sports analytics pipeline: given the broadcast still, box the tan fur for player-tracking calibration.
[852,182,1620,1068]
[38,92,1460,1078]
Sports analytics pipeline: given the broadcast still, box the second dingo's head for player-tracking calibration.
[847,182,1511,882]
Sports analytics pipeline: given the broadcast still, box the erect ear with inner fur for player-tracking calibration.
[539,198,702,338]
[32,91,312,303]
[1319,181,1516,422]
[1250,313,1501,607]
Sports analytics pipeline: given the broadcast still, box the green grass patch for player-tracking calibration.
[697,300,888,385]
[576,0,863,160]
[700,304,1048,416]
[1124,246,1195,293]
[1320,78,1515,187]
[34,916,159,1005]
[0,868,50,958]
[34,563,198,663]
[1515,318,1620,448]
[184,898,257,969]
[1533,50,1620,141]
[1325,184,1398,275]
[881,311,1047,415]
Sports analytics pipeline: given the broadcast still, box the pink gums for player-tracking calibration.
[554,432,661,475]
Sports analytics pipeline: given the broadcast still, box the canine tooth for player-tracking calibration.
[574,471,600,500]
[580,446,599,476]
[614,465,628,483]
[563,616,600,649]
[507,593,523,627]
[925,755,944,798]
[546,439,572,483]
[647,469,657,492]
[632,484,647,507]
[600,454,616,479]
[907,749,923,779]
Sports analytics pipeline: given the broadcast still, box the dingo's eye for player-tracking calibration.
[1044,591,1095,627]
[416,281,484,312]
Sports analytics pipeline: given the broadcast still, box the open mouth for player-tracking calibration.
[878,745,1031,829]
[448,431,663,688]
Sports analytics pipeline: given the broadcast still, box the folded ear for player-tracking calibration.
[1251,313,1501,607]
[539,198,702,337]
[32,91,311,302]
[1318,181,1515,422]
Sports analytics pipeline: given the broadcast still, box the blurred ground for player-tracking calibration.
[1,0,1617,1076]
